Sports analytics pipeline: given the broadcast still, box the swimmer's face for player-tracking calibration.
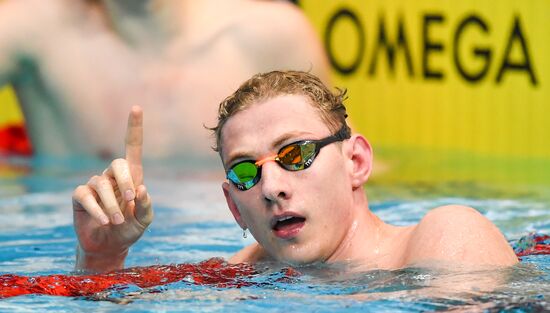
[220,95,356,264]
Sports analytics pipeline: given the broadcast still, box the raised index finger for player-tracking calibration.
[125,105,143,171]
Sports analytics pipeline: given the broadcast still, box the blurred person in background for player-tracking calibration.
[0,0,329,161]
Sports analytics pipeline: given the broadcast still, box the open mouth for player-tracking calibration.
[272,215,306,239]
[273,216,306,231]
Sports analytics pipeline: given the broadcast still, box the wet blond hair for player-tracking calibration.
[210,70,351,155]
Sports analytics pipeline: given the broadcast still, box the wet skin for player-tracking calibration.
[220,95,519,268]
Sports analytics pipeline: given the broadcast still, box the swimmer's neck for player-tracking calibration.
[324,194,408,269]
[325,206,385,264]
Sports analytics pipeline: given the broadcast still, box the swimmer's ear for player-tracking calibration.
[222,182,247,229]
[344,134,372,188]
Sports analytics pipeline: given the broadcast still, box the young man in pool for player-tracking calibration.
[72,71,518,273]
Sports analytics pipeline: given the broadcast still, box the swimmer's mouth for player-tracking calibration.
[272,216,306,230]
[271,214,306,239]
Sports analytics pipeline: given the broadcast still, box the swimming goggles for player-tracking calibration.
[226,127,350,191]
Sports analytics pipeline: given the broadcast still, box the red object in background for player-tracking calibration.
[0,124,32,155]
[515,234,550,257]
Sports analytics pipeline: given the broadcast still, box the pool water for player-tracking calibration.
[0,158,549,312]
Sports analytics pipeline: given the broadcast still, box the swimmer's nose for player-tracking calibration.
[260,161,291,204]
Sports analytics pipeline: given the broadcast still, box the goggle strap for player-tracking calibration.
[315,136,340,151]
[254,154,278,167]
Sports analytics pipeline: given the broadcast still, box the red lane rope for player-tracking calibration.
[514,234,550,257]
[1,234,548,299]
[0,258,255,298]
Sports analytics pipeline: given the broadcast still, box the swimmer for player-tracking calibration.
[72,71,518,273]
[0,0,329,159]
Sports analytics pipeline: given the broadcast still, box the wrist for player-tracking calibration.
[75,245,129,273]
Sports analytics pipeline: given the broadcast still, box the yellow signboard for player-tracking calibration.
[300,0,549,185]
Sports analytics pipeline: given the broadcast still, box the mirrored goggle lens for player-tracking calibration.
[278,142,316,170]
[228,162,258,184]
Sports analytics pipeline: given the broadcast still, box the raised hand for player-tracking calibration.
[72,106,153,272]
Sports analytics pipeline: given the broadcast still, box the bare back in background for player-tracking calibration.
[0,0,329,160]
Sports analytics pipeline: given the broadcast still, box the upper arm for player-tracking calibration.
[405,205,518,267]
[235,1,331,85]
[0,0,21,86]
[0,0,32,85]
[0,0,70,86]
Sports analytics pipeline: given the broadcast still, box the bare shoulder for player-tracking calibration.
[241,0,314,29]
[0,0,94,55]
[419,205,489,230]
[404,205,518,267]
[0,0,85,31]
[228,242,270,264]
[236,0,321,49]
[227,0,330,81]
[0,0,61,78]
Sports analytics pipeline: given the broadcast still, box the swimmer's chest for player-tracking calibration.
[28,29,258,155]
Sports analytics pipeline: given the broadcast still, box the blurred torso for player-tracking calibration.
[7,0,324,159]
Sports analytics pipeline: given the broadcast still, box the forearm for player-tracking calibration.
[75,245,128,273]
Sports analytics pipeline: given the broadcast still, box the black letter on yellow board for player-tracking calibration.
[423,14,445,80]
[368,15,414,77]
[324,8,365,75]
[496,16,538,86]
[454,15,492,82]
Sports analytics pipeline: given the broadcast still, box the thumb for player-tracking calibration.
[134,185,153,228]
